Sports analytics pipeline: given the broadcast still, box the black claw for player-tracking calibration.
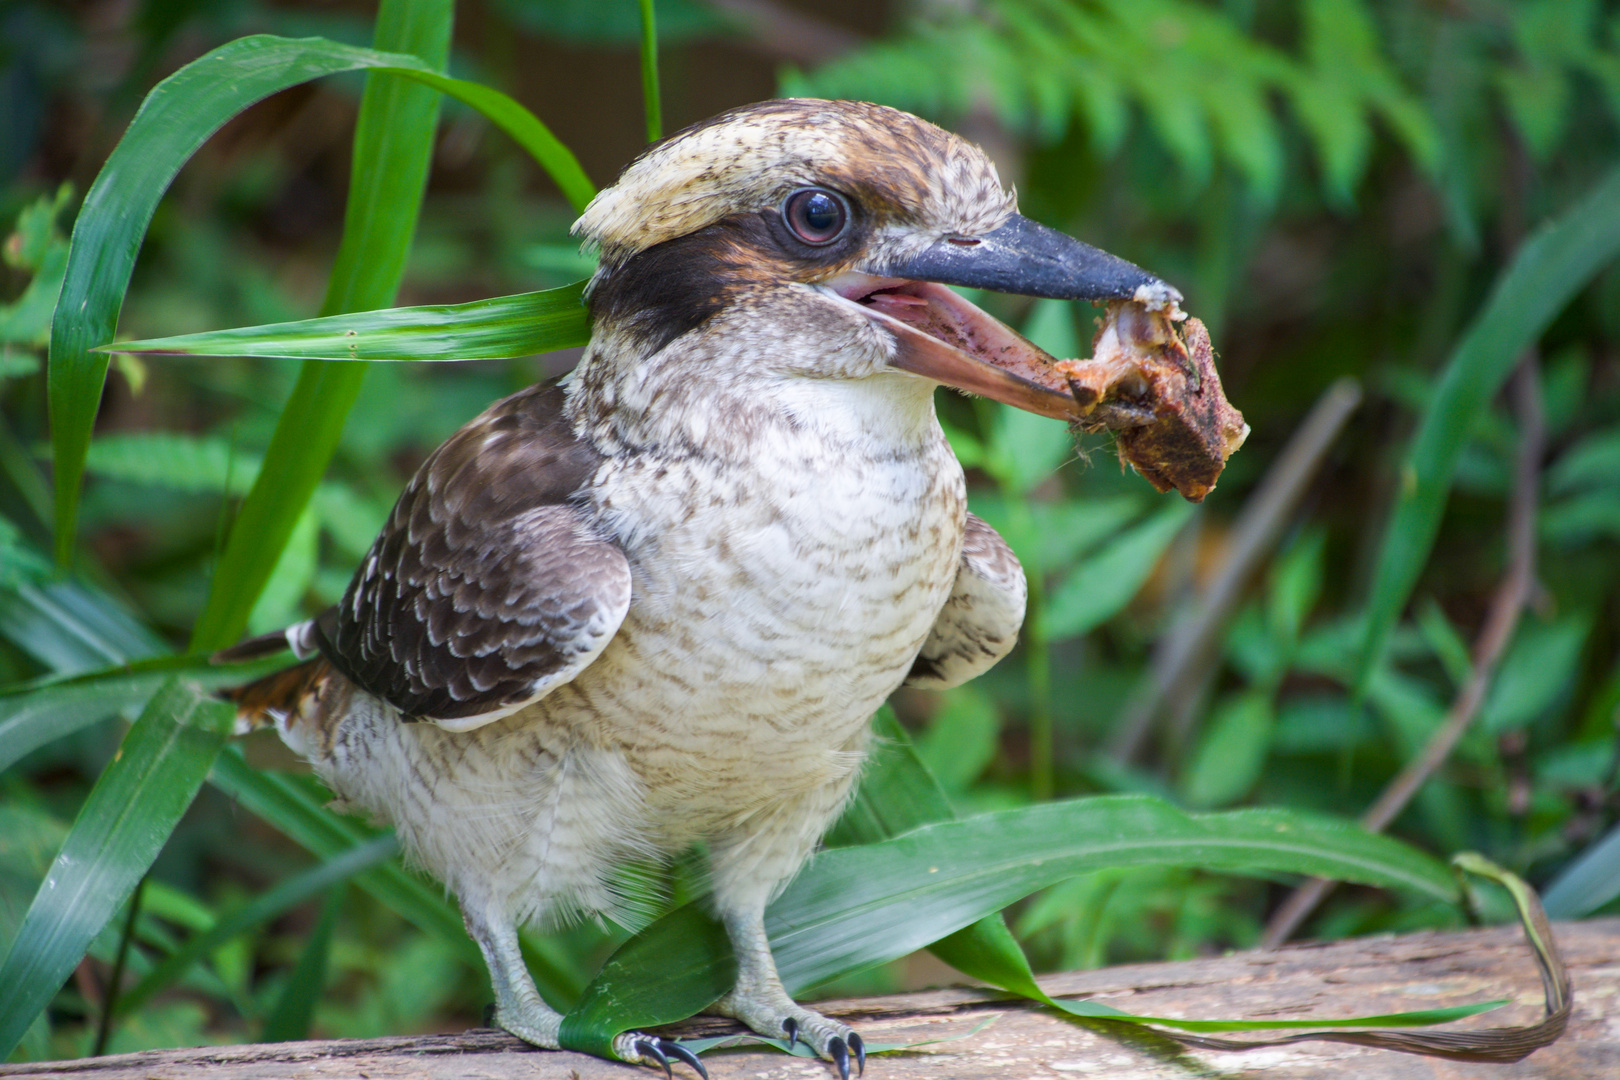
[481,1002,497,1027]
[782,1017,799,1049]
[829,1036,850,1080]
[849,1032,866,1076]
[662,1040,709,1080]
[635,1037,672,1080]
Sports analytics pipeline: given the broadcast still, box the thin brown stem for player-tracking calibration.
[1261,358,1545,949]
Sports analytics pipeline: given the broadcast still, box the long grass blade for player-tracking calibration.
[0,655,287,774]
[259,885,345,1042]
[1152,856,1568,1063]
[772,799,1457,991]
[104,285,589,361]
[1542,819,1620,918]
[0,679,233,1059]
[49,35,425,567]
[827,710,1044,996]
[639,0,662,143]
[49,29,593,568]
[1354,162,1620,696]
[0,669,200,774]
[115,836,396,1018]
[559,796,1457,1055]
[187,0,453,654]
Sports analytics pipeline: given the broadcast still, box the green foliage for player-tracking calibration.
[1354,162,1620,699]
[3,0,1620,1065]
[0,680,233,1059]
[785,0,1439,205]
[107,286,590,363]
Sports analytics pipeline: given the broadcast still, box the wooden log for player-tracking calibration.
[6,919,1616,1080]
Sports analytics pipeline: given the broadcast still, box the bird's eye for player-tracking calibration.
[782,188,849,245]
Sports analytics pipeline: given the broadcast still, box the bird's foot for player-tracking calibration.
[712,993,865,1080]
[485,1001,561,1048]
[612,1032,710,1079]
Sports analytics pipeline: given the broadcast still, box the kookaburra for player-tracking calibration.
[227,99,1178,1077]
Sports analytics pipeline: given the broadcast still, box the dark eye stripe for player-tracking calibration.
[782,187,850,246]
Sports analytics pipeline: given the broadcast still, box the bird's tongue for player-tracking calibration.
[859,281,1082,420]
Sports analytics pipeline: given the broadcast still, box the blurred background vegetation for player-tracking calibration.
[3,0,1619,1063]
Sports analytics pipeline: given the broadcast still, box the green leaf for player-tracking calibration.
[0,679,233,1060]
[0,668,192,775]
[1355,161,1620,698]
[1181,691,1275,808]
[559,795,1458,1052]
[823,710,1036,998]
[1044,500,1194,639]
[82,433,263,496]
[247,504,320,635]
[49,25,593,569]
[117,836,395,1019]
[0,193,69,348]
[0,577,167,675]
[1040,991,1499,1032]
[3,185,73,274]
[106,285,589,362]
[638,0,661,143]
[1265,529,1325,650]
[1543,820,1620,918]
[1548,427,1620,494]
[260,885,345,1042]
[0,575,290,772]
[913,686,1001,793]
[188,10,453,654]
[773,799,1456,991]
[558,904,734,1057]
[48,33,419,566]
[1480,615,1591,733]
[972,494,1147,577]
[1206,74,1284,203]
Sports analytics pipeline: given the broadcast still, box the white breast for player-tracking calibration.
[560,369,966,839]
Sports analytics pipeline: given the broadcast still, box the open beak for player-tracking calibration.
[835,214,1181,418]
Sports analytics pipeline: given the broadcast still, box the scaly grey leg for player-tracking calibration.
[463,902,708,1078]
[710,904,864,1080]
[463,903,563,1048]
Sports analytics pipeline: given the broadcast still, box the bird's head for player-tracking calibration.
[573,99,1180,423]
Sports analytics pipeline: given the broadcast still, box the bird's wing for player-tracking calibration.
[315,382,631,731]
[905,513,1027,690]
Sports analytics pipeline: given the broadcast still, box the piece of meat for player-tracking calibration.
[1055,301,1248,502]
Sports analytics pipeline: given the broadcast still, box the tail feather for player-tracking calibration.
[211,618,322,665]
[221,657,328,737]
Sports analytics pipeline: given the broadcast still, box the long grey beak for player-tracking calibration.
[879,214,1179,305]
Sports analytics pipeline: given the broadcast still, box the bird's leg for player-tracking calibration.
[463,901,708,1078]
[706,781,867,1079]
[462,903,563,1048]
[710,905,864,1079]
[714,909,866,1071]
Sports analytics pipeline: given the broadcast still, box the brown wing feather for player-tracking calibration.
[317,382,632,727]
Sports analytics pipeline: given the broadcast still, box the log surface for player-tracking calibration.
[8,919,1618,1080]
